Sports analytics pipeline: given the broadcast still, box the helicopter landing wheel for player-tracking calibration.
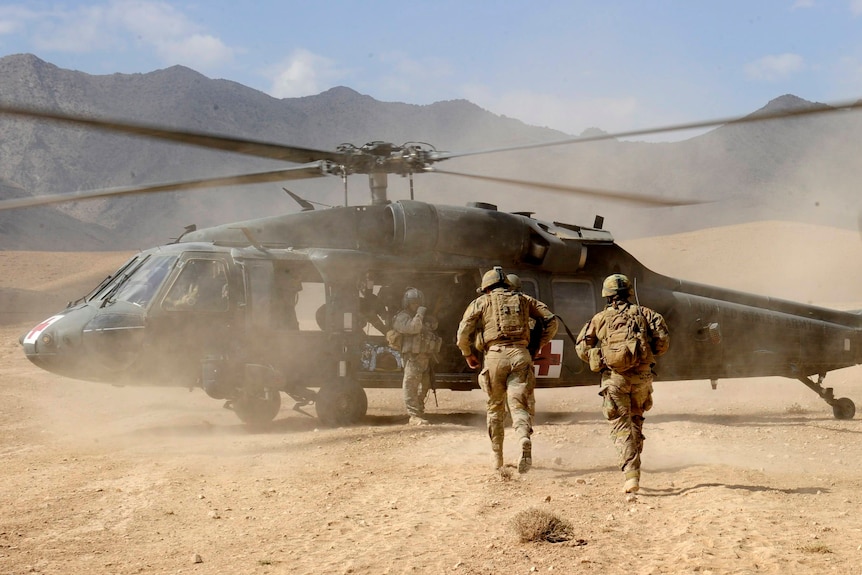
[831,397,855,420]
[231,388,282,427]
[315,379,368,427]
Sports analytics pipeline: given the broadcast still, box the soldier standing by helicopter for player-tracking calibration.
[576,274,670,494]
[457,267,557,472]
[391,287,442,425]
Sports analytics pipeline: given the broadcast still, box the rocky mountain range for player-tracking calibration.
[0,53,860,250]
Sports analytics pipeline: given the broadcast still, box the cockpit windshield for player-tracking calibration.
[91,255,178,308]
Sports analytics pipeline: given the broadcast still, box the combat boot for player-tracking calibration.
[623,471,640,493]
[492,450,504,470]
[408,416,430,426]
[518,437,532,473]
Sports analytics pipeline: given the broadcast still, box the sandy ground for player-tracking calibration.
[2,221,862,575]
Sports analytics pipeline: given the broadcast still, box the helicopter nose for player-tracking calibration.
[20,311,90,377]
[21,314,66,349]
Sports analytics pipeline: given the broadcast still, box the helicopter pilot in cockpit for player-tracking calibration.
[165,259,229,312]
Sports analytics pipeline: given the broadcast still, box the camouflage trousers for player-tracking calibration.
[600,368,654,481]
[402,353,431,417]
[479,345,535,455]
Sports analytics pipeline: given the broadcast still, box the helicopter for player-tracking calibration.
[2,100,862,427]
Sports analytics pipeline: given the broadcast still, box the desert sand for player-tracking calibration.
[2,221,862,575]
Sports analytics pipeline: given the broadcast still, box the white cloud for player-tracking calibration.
[744,53,805,81]
[0,5,32,36]
[151,34,234,70]
[266,49,344,98]
[1,1,235,71]
[30,5,115,53]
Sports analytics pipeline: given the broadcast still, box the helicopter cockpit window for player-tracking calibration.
[519,278,538,299]
[87,255,144,303]
[111,255,178,307]
[163,259,229,312]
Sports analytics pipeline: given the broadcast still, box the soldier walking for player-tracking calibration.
[576,274,670,493]
[456,267,557,472]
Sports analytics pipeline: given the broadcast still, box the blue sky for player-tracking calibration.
[1,0,861,139]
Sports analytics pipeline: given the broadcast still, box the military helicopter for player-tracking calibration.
[2,100,861,427]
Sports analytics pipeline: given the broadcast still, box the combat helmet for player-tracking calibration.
[479,266,507,293]
[602,273,631,297]
[402,287,425,308]
[506,273,522,291]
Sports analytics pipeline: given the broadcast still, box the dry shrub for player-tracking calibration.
[511,507,574,543]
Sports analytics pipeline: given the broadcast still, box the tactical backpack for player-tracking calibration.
[483,290,530,344]
[599,304,649,373]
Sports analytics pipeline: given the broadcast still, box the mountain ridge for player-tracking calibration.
[0,53,859,250]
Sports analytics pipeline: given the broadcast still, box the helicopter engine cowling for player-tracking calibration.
[385,200,558,264]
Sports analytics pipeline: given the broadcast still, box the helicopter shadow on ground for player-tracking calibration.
[120,405,862,442]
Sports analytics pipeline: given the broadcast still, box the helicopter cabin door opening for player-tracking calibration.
[548,278,596,381]
[241,257,334,387]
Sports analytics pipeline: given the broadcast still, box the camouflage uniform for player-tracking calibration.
[457,275,557,471]
[576,277,669,493]
[393,297,440,424]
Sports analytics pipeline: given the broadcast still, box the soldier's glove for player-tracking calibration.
[416,306,427,316]
[464,354,480,369]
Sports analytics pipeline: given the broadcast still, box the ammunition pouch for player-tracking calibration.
[421,331,442,355]
[587,348,604,372]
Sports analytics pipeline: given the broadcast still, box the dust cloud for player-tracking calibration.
[2,222,862,574]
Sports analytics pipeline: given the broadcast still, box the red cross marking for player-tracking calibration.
[533,340,562,377]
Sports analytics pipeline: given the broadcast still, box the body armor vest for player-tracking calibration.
[483,291,530,346]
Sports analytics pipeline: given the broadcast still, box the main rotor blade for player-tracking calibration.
[0,104,345,164]
[430,98,862,161]
[430,168,709,207]
[0,163,328,212]
[4,97,860,172]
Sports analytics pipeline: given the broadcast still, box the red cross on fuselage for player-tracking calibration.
[533,341,561,376]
